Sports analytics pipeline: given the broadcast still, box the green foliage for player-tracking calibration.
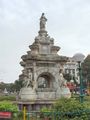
[40,98,90,120]
[84,95,90,101]
[0,101,18,112]
[82,54,90,82]
[54,98,90,111]
[0,82,8,91]
[0,82,16,93]
[53,98,90,119]
[40,107,52,119]
[14,79,23,92]
[12,111,23,120]
[63,73,72,82]
[41,107,52,112]
[0,79,23,92]
[0,95,16,101]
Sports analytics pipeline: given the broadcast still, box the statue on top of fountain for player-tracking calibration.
[40,13,47,30]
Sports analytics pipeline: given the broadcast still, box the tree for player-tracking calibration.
[0,82,9,92]
[7,83,16,93]
[82,54,90,87]
[63,73,72,82]
[14,80,24,92]
[0,79,24,93]
[0,82,6,91]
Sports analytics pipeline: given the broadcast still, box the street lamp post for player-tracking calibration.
[72,53,85,103]
[78,61,84,103]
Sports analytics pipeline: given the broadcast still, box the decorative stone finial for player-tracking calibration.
[40,13,47,30]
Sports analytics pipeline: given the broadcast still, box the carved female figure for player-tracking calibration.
[40,13,47,30]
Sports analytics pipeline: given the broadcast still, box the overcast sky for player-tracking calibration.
[0,0,90,83]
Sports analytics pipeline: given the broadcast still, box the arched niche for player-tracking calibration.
[37,72,55,89]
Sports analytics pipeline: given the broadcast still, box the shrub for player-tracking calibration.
[53,98,90,120]
[0,95,16,101]
[40,98,90,120]
[0,101,18,112]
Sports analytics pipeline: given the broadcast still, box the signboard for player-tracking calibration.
[0,112,11,119]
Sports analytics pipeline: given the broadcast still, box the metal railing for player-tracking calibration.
[7,108,90,120]
[24,110,90,120]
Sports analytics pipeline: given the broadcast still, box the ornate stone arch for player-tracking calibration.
[35,67,58,89]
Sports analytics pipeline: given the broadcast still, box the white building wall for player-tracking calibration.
[63,57,79,82]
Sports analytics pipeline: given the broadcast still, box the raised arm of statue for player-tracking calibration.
[40,13,47,30]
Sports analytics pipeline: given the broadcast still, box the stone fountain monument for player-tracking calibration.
[18,13,71,111]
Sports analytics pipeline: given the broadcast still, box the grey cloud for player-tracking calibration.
[0,0,90,83]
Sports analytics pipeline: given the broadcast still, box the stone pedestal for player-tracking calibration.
[61,87,71,98]
[37,91,56,100]
[56,87,71,99]
[19,88,37,101]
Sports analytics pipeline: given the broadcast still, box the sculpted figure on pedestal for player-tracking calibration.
[23,69,33,88]
[40,13,47,30]
[57,69,71,98]
[23,69,38,91]
[58,69,67,88]
[23,76,33,88]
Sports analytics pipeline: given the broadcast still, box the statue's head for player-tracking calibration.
[42,13,44,16]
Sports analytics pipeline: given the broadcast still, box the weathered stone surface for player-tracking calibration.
[19,13,71,101]
[19,88,37,101]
